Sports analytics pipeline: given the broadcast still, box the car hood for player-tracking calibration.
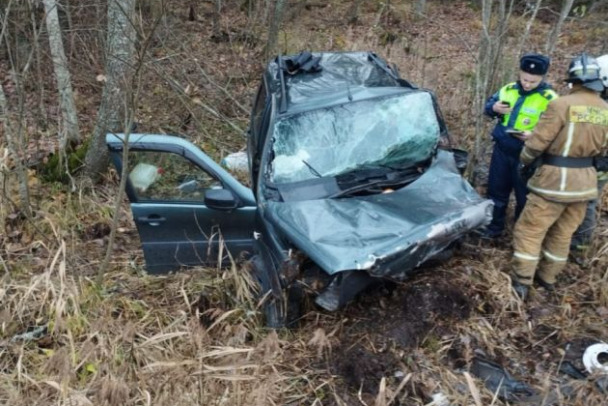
[264,150,492,279]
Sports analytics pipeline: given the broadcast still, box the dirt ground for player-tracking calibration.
[2,0,608,405]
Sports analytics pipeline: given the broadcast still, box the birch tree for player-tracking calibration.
[43,0,80,149]
[545,0,575,56]
[84,0,137,180]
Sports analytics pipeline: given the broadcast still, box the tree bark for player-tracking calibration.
[265,0,287,60]
[84,0,136,180]
[471,0,513,184]
[545,0,574,56]
[416,0,427,16]
[213,0,222,38]
[43,0,80,150]
[517,0,542,60]
[0,83,31,215]
[347,0,364,24]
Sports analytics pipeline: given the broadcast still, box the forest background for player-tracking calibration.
[1,0,608,405]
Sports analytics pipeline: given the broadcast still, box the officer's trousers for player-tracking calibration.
[487,144,528,235]
[511,193,587,285]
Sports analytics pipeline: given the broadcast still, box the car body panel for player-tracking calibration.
[106,133,256,273]
[264,150,492,277]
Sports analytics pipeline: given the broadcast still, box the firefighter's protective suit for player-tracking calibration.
[511,85,608,286]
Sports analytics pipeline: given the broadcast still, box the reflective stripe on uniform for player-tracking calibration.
[563,122,575,157]
[527,184,598,197]
[521,148,536,161]
[560,122,576,191]
[542,249,567,262]
[514,251,540,261]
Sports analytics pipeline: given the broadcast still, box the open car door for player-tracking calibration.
[106,133,257,274]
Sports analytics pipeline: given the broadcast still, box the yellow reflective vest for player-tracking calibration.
[499,82,558,131]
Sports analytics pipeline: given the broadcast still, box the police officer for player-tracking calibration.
[569,54,608,263]
[481,54,558,239]
[511,53,608,299]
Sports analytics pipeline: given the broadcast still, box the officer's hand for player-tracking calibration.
[493,101,512,115]
[512,130,532,141]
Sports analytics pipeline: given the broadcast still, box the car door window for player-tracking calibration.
[127,150,223,202]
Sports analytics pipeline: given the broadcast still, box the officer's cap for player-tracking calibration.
[520,53,550,75]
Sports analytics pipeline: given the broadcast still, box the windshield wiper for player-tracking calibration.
[328,178,387,198]
[330,166,422,198]
[302,159,322,178]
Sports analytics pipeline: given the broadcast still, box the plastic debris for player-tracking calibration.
[429,392,450,406]
[582,343,608,374]
[470,357,537,403]
[10,325,48,343]
[177,179,198,193]
[221,151,248,173]
[129,162,163,192]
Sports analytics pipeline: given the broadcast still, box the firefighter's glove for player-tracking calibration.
[519,163,531,182]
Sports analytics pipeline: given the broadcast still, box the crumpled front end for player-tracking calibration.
[358,200,492,279]
[265,150,493,281]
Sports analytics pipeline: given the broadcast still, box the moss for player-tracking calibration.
[40,140,90,183]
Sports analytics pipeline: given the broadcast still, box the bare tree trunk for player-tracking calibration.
[545,0,574,56]
[213,0,222,38]
[84,0,137,181]
[471,0,513,184]
[30,1,48,129]
[347,0,364,24]
[97,9,164,284]
[1,0,31,215]
[43,0,80,150]
[265,0,287,60]
[517,0,543,60]
[0,83,31,215]
[416,0,427,16]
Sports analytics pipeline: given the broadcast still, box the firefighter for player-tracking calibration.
[480,54,558,239]
[510,53,608,300]
[569,54,608,264]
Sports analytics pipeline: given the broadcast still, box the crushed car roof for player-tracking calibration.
[265,51,417,113]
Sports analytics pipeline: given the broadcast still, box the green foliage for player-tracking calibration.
[40,140,90,183]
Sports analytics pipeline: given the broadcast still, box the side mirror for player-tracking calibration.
[204,188,239,211]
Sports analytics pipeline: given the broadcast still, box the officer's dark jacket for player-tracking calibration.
[484,81,556,155]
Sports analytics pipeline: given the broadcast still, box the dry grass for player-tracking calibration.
[2,1,608,405]
[4,192,606,405]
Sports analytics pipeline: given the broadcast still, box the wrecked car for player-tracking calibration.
[106,51,492,326]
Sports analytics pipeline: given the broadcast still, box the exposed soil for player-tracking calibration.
[329,272,474,398]
[2,1,608,405]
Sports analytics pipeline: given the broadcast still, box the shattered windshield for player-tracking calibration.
[270,91,441,184]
